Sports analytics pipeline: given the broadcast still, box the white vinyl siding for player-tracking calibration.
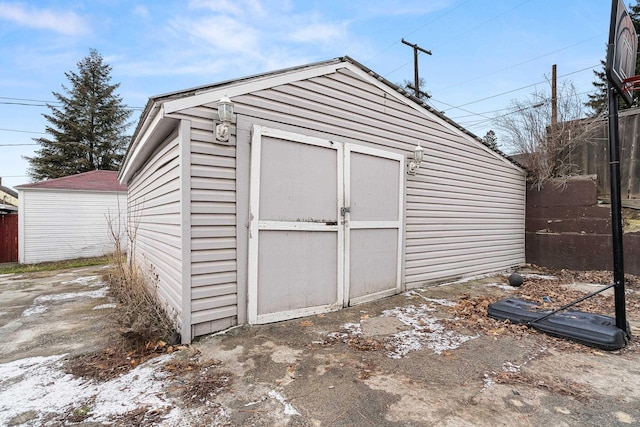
[18,189,126,264]
[128,133,183,327]
[190,136,238,336]
[125,60,525,342]
[224,67,524,289]
[165,106,239,337]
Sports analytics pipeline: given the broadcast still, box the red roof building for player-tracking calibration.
[16,170,127,192]
[16,170,128,264]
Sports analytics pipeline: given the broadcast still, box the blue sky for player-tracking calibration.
[0,0,615,190]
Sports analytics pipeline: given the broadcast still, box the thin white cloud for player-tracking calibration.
[288,22,349,44]
[188,0,266,17]
[175,15,261,53]
[133,5,150,18]
[117,0,369,82]
[347,0,453,18]
[0,2,89,36]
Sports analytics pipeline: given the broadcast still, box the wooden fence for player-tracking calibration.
[569,107,640,200]
[0,213,18,263]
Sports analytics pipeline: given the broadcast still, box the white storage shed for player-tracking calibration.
[17,170,127,264]
[119,57,526,343]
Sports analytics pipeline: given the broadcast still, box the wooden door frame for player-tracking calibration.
[247,125,344,324]
[247,125,404,324]
[343,143,405,306]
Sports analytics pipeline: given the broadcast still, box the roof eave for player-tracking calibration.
[119,103,179,184]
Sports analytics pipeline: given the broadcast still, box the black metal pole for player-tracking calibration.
[607,81,628,334]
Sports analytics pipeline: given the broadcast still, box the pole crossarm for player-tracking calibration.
[401,38,432,55]
[401,38,432,99]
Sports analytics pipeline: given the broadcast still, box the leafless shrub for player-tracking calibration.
[496,80,602,189]
[104,199,178,345]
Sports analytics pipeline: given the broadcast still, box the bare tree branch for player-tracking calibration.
[496,80,600,189]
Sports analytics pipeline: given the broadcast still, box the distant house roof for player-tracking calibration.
[16,170,127,192]
[0,184,17,199]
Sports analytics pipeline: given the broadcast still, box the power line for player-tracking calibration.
[383,0,531,78]
[365,0,471,63]
[0,143,39,146]
[0,127,46,134]
[431,0,532,50]
[457,88,596,130]
[0,101,50,107]
[450,86,591,124]
[0,95,144,111]
[441,64,599,113]
[0,96,60,103]
[433,34,605,93]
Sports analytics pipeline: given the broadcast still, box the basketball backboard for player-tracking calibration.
[606,0,638,106]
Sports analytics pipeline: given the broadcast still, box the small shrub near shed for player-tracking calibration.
[104,207,179,346]
[103,260,179,346]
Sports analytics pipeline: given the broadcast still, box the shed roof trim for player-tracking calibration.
[16,170,127,192]
[122,56,522,183]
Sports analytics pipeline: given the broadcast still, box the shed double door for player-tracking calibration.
[248,126,404,324]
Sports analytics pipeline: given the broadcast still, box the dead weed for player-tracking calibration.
[65,339,187,381]
[347,336,385,352]
[494,370,590,402]
[448,268,640,351]
[163,354,233,405]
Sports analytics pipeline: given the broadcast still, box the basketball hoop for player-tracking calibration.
[622,75,640,93]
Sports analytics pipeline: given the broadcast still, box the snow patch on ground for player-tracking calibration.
[327,322,362,341]
[21,287,109,317]
[21,305,48,317]
[482,373,495,389]
[93,303,116,310]
[437,272,505,287]
[521,273,557,280]
[0,353,181,426]
[485,283,517,291]
[268,390,300,416]
[329,303,478,359]
[61,275,101,286]
[502,361,521,373]
[382,305,478,358]
[404,291,457,307]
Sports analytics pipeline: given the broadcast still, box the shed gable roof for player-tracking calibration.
[121,56,522,183]
[17,170,127,192]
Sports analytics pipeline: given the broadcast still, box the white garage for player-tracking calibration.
[119,56,526,343]
[17,170,127,264]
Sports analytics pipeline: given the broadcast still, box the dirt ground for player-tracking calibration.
[1,265,640,426]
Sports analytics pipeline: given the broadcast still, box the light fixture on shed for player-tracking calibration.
[408,143,424,175]
[215,95,234,143]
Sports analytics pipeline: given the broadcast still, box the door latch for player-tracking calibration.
[340,207,351,216]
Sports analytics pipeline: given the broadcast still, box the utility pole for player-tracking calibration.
[401,38,432,98]
[551,64,558,146]
[551,64,558,130]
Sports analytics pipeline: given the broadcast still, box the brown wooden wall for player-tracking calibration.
[570,108,640,200]
[526,178,640,275]
[0,213,18,263]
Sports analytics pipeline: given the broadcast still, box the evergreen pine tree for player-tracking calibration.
[481,130,498,149]
[586,2,640,115]
[26,49,132,180]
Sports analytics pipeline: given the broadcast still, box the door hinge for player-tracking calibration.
[340,207,351,216]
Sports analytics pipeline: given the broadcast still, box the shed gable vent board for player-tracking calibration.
[248,125,404,324]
